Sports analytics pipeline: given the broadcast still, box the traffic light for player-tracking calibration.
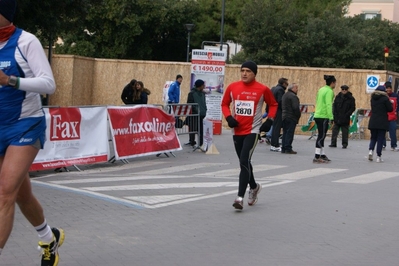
[384,47,389,58]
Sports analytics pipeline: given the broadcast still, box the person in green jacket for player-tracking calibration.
[313,75,336,163]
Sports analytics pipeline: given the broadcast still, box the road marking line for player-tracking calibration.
[193,164,286,177]
[136,162,230,175]
[50,175,195,184]
[258,168,347,181]
[82,182,237,191]
[333,171,399,184]
[125,194,203,204]
[31,180,145,209]
[126,180,293,209]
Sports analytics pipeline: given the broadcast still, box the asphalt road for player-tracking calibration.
[2,129,399,266]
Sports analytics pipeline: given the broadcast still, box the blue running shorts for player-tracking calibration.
[0,116,46,156]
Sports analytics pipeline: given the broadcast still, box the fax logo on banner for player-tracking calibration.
[49,108,82,141]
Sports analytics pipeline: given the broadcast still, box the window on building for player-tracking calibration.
[360,12,382,20]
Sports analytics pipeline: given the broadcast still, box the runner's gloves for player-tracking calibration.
[226,116,239,128]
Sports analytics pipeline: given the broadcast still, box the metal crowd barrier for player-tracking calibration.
[297,104,316,139]
[165,103,201,150]
[350,108,371,140]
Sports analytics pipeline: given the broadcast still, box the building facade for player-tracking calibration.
[348,0,399,22]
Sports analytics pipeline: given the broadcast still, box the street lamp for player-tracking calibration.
[220,0,225,51]
[184,23,195,62]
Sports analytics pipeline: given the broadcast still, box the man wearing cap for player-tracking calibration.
[329,85,356,149]
[368,85,393,162]
[221,61,278,210]
[0,0,64,265]
[313,75,336,163]
[186,79,207,147]
[383,81,399,151]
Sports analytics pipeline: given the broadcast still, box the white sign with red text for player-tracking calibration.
[31,107,109,171]
[108,105,182,160]
[190,49,226,134]
[191,49,226,75]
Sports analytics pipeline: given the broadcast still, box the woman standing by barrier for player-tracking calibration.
[132,81,151,104]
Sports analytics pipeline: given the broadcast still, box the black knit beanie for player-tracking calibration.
[0,0,16,22]
[241,61,258,76]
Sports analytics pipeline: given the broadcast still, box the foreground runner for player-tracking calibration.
[221,61,278,210]
[0,1,64,265]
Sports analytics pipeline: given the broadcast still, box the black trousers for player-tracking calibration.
[282,118,297,152]
[233,133,258,197]
[369,129,386,157]
[330,123,349,147]
[271,110,283,147]
[314,118,329,148]
[189,116,205,146]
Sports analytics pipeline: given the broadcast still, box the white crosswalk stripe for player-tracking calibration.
[136,162,230,175]
[259,168,347,181]
[193,164,285,178]
[333,171,399,184]
[31,163,399,209]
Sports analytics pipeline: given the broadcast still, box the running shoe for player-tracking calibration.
[376,156,383,163]
[313,158,326,164]
[270,146,281,152]
[368,150,373,161]
[248,183,262,206]
[232,197,243,210]
[320,155,331,162]
[38,227,65,266]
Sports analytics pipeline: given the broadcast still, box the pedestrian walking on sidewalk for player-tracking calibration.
[221,61,278,210]
[368,85,393,162]
[0,1,64,265]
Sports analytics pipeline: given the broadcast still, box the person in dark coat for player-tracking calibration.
[368,85,393,162]
[329,85,356,149]
[281,83,301,154]
[185,79,207,147]
[121,79,137,104]
[270,77,288,152]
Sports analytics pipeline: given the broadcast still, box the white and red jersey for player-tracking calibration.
[387,93,398,122]
[221,79,278,135]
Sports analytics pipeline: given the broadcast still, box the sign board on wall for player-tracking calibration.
[366,75,380,93]
[190,49,226,134]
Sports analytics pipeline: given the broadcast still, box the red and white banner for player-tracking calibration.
[108,105,182,159]
[30,107,109,171]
